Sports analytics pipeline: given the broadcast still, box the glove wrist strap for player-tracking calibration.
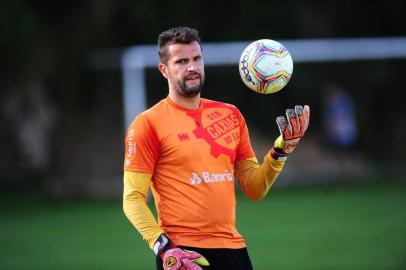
[270,147,288,161]
[153,233,176,257]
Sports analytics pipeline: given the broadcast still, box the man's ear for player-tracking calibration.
[158,63,168,79]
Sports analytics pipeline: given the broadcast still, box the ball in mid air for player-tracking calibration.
[239,39,293,94]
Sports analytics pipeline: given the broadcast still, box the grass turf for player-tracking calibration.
[0,183,405,270]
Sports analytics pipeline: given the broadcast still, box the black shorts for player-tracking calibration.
[156,246,253,270]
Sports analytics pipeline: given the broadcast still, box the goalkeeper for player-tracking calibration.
[123,26,310,270]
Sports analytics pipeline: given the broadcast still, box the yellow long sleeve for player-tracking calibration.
[235,153,286,201]
[123,171,164,249]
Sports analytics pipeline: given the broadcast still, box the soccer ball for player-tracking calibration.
[239,39,293,94]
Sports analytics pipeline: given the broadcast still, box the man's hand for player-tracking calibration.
[271,105,310,159]
[154,234,209,270]
[161,248,209,270]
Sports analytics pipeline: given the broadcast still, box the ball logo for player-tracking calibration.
[187,102,240,163]
[240,46,255,86]
[239,39,293,94]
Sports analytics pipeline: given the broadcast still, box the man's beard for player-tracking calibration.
[176,72,205,97]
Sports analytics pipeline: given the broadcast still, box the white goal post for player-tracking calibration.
[121,37,406,127]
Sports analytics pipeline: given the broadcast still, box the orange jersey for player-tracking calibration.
[124,97,255,248]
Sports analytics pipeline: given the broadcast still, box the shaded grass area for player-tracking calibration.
[0,182,405,270]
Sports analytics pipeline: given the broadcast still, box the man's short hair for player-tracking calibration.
[157,26,202,63]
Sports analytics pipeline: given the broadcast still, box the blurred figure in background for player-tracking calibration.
[1,81,56,182]
[322,82,357,151]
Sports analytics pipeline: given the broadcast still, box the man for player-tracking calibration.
[123,26,310,270]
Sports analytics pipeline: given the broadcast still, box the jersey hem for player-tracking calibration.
[168,236,247,249]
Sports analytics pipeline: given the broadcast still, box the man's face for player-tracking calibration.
[159,41,205,97]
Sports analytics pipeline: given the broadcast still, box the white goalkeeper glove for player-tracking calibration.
[270,105,310,160]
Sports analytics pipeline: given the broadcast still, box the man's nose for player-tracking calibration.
[187,62,197,71]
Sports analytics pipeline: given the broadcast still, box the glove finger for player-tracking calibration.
[181,250,204,260]
[303,105,310,133]
[181,249,209,266]
[274,135,285,150]
[181,260,203,270]
[193,257,210,267]
[285,108,298,135]
[276,116,291,138]
[295,105,305,134]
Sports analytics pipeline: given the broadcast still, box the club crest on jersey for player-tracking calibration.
[187,103,240,163]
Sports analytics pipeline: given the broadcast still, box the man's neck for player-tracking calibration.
[168,91,201,110]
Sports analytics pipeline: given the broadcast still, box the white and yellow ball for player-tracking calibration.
[239,39,293,94]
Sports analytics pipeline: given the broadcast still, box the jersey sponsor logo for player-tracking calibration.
[190,173,202,184]
[190,171,234,185]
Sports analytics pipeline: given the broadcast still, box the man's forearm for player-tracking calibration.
[123,171,164,249]
[235,154,285,201]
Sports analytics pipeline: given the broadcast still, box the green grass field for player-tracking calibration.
[1,183,405,270]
